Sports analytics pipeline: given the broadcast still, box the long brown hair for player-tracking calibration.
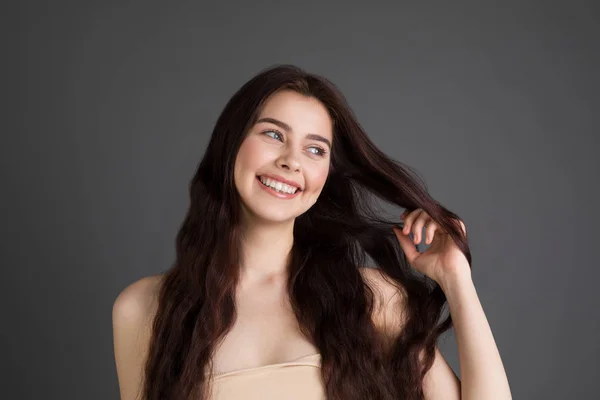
[143,64,471,400]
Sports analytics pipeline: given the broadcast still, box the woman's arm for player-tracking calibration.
[360,266,511,400]
[424,270,512,400]
[393,209,512,399]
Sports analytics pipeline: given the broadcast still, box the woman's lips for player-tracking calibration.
[256,176,301,199]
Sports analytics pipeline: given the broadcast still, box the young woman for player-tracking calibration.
[112,64,511,400]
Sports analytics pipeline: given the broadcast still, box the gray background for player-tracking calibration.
[3,1,599,399]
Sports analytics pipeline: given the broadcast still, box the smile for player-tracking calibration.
[256,176,302,199]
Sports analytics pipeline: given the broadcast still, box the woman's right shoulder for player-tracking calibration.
[112,273,165,326]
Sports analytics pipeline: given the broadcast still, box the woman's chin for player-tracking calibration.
[245,208,298,225]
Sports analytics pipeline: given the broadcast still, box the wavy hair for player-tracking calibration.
[143,64,471,400]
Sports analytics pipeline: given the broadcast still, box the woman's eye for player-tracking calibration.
[264,129,282,141]
[308,147,327,157]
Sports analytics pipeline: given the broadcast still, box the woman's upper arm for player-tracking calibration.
[112,275,161,400]
[422,346,461,400]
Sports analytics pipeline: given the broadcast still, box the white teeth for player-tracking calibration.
[259,176,298,194]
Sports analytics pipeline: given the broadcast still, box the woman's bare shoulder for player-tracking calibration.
[358,266,407,338]
[358,266,406,303]
[112,273,165,325]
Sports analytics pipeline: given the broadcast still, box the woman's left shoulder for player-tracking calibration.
[358,266,408,339]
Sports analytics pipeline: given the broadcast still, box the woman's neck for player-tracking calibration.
[238,219,295,284]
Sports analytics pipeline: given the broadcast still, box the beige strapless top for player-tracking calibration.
[208,353,325,400]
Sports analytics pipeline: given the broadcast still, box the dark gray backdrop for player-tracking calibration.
[3,1,599,399]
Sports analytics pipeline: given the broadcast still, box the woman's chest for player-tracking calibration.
[209,291,318,376]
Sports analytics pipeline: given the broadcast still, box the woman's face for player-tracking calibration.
[234,89,333,223]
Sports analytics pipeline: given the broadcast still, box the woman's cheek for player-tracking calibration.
[239,137,272,168]
[315,167,330,187]
[306,167,329,196]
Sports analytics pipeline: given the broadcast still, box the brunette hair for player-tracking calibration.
[143,64,471,400]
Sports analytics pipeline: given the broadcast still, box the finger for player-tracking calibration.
[412,212,430,244]
[459,220,467,236]
[424,220,439,245]
[400,208,413,223]
[402,209,423,235]
[450,218,467,237]
[393,227,420,263]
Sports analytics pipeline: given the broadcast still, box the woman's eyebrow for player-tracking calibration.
[256,117,332,149]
